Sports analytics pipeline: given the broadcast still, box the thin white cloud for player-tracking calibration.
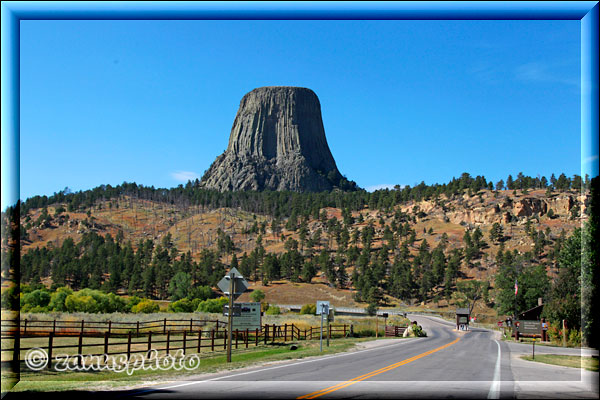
[171,170,201,182]
[515,62,579,87]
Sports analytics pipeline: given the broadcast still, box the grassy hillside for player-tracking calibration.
[5,185,588,320]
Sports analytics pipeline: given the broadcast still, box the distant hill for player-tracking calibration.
[3,173,590,318]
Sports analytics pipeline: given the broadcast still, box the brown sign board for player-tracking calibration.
[516,320,541,335]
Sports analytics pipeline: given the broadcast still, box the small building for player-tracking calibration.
[456,308,470,331]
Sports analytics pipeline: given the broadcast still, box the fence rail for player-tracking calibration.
[1,320,355,368]
[0,317,227,337]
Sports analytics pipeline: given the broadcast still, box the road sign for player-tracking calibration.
[217,267,248,300]
[231,302,262,331]
[316,301,330,315]
[219,267,249,363]
[223,304,242,317]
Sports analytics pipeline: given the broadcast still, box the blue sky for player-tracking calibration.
[11,19,586,208]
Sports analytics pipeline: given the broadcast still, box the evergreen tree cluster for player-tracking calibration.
[16,172,589,220]
[18,231,225,301]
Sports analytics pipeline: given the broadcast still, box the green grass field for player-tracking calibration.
[521,354,599,372]
[2,336,396,393]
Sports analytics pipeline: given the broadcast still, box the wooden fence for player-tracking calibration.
[0,317,227,337]
[1,319,353,368]
[385,325,407,337]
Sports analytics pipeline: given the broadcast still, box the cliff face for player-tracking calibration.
[399,191,582,227]
[200,87,347,192]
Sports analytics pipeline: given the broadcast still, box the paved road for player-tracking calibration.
[125,315,598,399]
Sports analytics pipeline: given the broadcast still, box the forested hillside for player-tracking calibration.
[1,172,596,346]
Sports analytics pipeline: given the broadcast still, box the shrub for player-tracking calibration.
[354,328,375,337]
[48,287,73,312]
[568,329,581,347]
[265,305,281,315]
[300,304,317,315]
[250,289,265,303]
[65,294,98,313]
[127,296,143,311]
[21,289,51,312]
[196,297,228,313]
[189,285,214,302]
[411,324,427,337]
[131,299,160,313]
[63,289,128,313]
[168,298,195,313]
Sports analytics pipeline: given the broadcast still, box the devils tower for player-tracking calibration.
[200,86,355,192]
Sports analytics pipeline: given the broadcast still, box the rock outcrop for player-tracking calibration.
[200,86,354,192]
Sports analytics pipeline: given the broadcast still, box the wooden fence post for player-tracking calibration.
[272,325,276,344]
[47,332,54,369]
[163,318,167,335]
[255,328,259,347]
[223,329,227,350]
[81,319,85,335]
[148,332,152,352]
[183,331,187,355]
[284,323,287,342]
[104,332,109,364]
[136,321,140,337]
[166,331,170,355]
[245,329,249,348]
[23,319,27,335]
[344,324,346,337]
[53,319,56,335]
[108,320,112,334]
[189,319,193,333]
[127,332,132,362]
[211,329,215,351]
[197,329,202,353]
[264,324,268,344]
[78,332,83,367]
[235,329,239,349]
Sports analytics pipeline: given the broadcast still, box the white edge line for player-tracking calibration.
[128,338,417,395]
[487,339,502,399]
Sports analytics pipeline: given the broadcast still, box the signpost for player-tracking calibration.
[217,267,248,363]
[231,302,261,331]
[316,301,330,352]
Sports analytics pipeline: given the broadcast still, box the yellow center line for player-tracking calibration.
[297,337,461,400]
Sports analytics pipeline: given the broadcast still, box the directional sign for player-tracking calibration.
[217,267,248,300]
[316,301,330,315]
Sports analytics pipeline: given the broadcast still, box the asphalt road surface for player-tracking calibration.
[125,315,598,399]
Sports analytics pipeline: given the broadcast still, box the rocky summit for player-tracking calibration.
[200,86,353,192]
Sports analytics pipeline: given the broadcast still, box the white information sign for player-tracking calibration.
[231,302,262,331]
